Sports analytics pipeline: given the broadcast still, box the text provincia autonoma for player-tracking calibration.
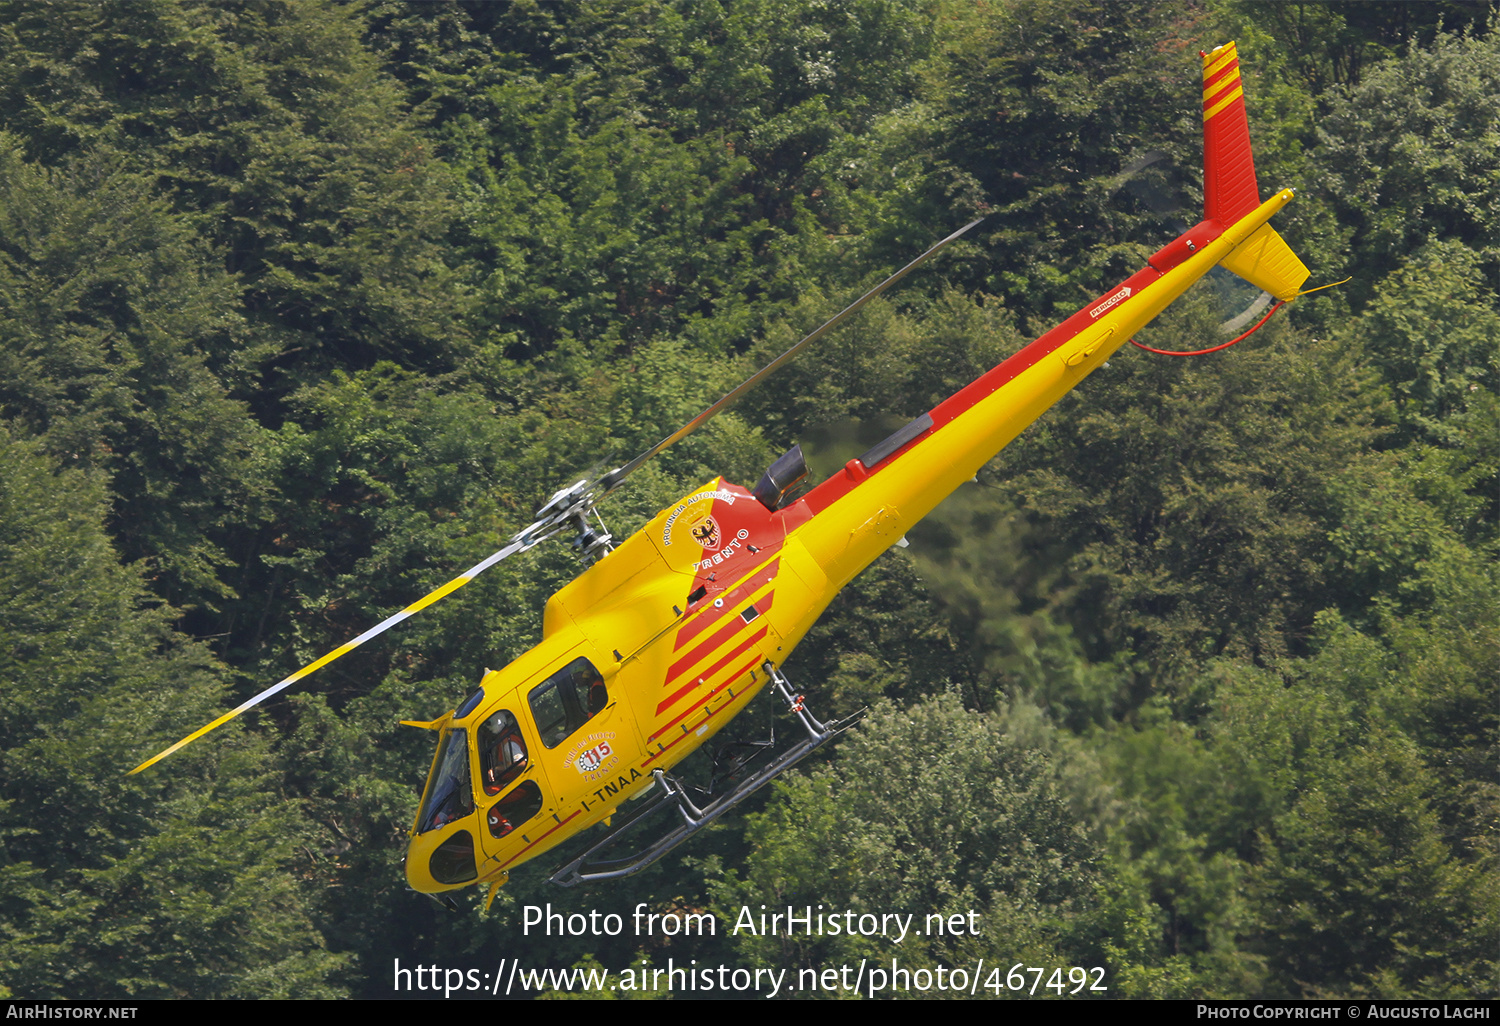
[521,903,981,944]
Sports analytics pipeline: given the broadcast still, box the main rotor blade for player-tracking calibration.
[600,216,985,490]
[127,533,538,775]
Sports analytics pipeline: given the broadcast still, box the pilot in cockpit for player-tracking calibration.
[479,709,528,794]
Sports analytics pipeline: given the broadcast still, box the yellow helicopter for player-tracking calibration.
[131,43,1315,903]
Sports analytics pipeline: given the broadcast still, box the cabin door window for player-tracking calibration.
[527,657,608,749]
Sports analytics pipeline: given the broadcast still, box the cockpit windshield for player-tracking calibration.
[416,727,473,833]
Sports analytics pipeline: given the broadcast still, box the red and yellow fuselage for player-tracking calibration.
[404,41,1308,894]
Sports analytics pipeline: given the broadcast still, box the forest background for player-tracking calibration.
[0,0,1494,1000]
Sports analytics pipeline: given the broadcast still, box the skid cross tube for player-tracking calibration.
[548,665,858,886]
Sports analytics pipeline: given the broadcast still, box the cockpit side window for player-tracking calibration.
[528,657,607,749]
[478,709,528,795]
[416,728,473,833]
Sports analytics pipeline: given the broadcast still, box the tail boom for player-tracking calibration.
[792,186,1297,589]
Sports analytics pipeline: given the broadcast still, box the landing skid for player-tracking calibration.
[548,664,860,887]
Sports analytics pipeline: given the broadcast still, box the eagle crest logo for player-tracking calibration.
[689,514,721,550]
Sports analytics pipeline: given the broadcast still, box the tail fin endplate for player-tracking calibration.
[1202,42,1309,300]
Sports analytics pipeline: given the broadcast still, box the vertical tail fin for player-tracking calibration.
[1202,42,1310,301]
[1202,42,1260,225]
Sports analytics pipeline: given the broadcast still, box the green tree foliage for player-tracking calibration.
[1083,558,1498,999]
[1350,241,1500,451]
[911,0,1209,320]
[719,697,1098,976]
[1235,1,1493,94]
[1253,736,1496,998]
[372,0,938,359]
[0,0,473,384]
[0,139,264,610]
[1308,28,1500,305]
[460,74,774,353]
[0,428,345,997]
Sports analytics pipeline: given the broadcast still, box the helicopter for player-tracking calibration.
[131,42,1315,902]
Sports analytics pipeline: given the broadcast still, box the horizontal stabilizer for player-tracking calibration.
[1219,223,1310,301]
